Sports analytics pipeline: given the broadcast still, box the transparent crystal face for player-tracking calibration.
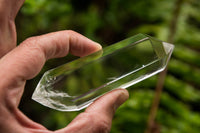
[32,34,174,111]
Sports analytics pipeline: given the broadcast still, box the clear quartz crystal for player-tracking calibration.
[32,34,174,111]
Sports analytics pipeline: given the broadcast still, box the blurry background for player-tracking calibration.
[17,0,200,133]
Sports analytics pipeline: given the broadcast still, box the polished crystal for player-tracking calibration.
[32,34,174,111]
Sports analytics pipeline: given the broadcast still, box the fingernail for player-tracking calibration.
[95,42,102,50]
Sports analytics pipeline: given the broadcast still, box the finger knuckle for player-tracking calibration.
[22,36,37,45]
[81,113,111,133]
[65,30,81,42]
[21,37,41,52]
[21,37,42,54]
[65,30,77,35]
[18,37,45,78]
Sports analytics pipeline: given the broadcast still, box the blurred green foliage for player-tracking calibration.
[17,0,200,132]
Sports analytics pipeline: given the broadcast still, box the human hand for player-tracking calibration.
[0,30,129,133]
[0,1,129,132]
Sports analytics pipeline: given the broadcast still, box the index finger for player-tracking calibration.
[0,30,102,80]
[0,30,101,107]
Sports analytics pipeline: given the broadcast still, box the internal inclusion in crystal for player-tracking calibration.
[32,33,174,111]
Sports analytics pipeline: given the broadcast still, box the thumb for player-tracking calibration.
[86,89,129,116]
[56,89,129,133]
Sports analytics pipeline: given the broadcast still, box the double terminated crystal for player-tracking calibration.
[32,34,174,111]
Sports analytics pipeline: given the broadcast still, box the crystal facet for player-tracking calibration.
[32,34,174,111]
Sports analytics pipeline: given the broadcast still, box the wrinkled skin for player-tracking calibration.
[0,1,129,133]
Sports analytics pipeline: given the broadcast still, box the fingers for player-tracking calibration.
[56,89,129,133]
[86,89,129,117]
[0,0,25,57]
[0,30,101,81]
[0,0,25,19]
[0,30,101,108]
